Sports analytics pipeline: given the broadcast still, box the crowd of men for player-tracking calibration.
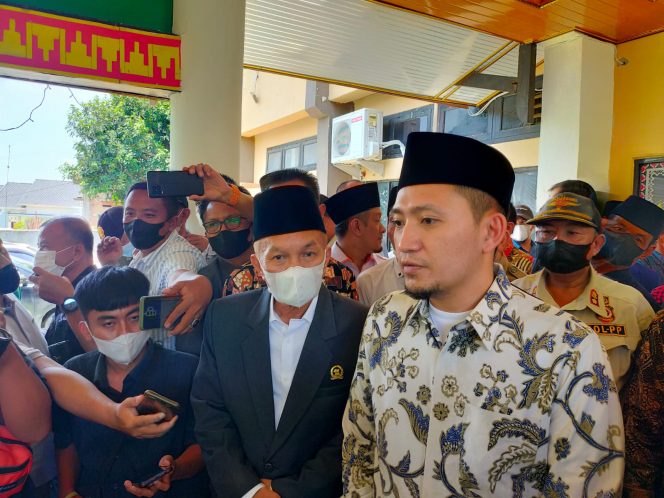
[2,131,664,498]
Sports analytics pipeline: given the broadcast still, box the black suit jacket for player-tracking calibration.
[191,285,368,498]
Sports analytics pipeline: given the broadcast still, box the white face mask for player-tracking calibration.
[34,246,74,276]
[511,224,532,243]
[262,260,325,307]
[92,330,150,365]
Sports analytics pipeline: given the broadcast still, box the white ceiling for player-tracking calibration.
[244,0,541,106]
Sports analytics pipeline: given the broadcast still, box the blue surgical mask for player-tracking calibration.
[122,242,135,258]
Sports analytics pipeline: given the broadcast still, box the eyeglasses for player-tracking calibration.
[202,216,244,236]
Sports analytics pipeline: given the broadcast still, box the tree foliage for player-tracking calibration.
[60,95,170,202]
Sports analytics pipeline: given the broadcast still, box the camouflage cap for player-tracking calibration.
[528,193,601,229]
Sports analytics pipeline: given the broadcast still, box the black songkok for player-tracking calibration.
[398,132,515,212]
[253,186,325,241]
[611,195,664,238]
[324,182,380,225]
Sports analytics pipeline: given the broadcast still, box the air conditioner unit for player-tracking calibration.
[331,108,383,165]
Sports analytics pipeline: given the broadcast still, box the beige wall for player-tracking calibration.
[253,117,318,180]
[492,138,539,169]
[242,70,309,136]
[244,73,541,183]
[329,84,374,103]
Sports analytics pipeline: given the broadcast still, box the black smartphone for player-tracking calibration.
[136,390,181,421]
[147,171,204,198]
[139,296,182,330]
[136,466,173,488]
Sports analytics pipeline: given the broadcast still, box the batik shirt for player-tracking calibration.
[621,309,664,496]
[223,257,359,300]
[342,266,624,497]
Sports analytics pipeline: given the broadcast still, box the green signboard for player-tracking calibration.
[2,0,173,33]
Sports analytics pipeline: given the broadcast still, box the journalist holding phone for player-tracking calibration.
[53,266,209,498]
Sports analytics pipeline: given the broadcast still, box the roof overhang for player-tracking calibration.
[244,0,542,107]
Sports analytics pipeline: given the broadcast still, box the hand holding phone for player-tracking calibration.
[139,296,182,330]
[136,390,180,422]
[124,456,175,497]
[147,171,204,198]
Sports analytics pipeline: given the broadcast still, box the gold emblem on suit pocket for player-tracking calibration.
[330,365,344,381]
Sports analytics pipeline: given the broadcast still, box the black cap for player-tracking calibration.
[528,193,601,229]
[97,206,124,239]
[611,195,664,238]
[515,205,534,220]
[253,186,325,242]
[602,200,621,217]
[324,182,380,225]
[398,132,515,212]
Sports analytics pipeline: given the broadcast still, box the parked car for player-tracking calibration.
[4,243,54,329]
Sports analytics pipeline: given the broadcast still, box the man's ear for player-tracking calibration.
[250,253,264,280]
[319,204,327,219]
[78,320,93,341]
[482,212,507,255]
[587,233,606,259]
[349,217,363,237]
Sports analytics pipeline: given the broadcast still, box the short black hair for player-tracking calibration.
[549,180,598,207]
[125,181,182,219]
[75,266,149,318]
[334,211,370,239]
[195,174,250,222]
[507,203,517,224]
[259,169,320,202]
[41,216,94,253]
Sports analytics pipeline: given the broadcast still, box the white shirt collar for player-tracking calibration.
[269,293,319,326]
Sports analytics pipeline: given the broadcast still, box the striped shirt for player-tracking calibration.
[130,230,206,349]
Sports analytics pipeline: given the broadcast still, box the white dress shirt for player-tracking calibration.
[242,294,319,498]
[330,242,387,277]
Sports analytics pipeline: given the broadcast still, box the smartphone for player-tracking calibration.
[139,296,182,330]
[137,466,173,488]
[136,390,180,421]
[147,171,204,198]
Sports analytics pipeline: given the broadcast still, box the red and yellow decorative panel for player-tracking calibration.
[0,5,181,91]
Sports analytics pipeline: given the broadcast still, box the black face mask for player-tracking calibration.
[208,228,251,260]
[534,240,591,274]
[595,231,645,267]
[123,219,166,250]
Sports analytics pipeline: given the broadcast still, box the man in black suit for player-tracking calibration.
[192,186,368,498]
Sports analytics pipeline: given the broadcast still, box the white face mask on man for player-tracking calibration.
[34,246,75,276]
[262,260,326,308]
[511,225,533,243]
[90,329,150,365]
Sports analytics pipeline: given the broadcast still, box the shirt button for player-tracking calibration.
[265,462,274,472]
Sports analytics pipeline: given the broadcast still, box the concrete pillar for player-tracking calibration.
[170,0,245,179]
[536,32,614,207]
[170,0,245,232]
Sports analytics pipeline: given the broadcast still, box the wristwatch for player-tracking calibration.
[63,297,79,313]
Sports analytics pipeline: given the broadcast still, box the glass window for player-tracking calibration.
[283,147,300,169]
[512,167,538,211]
[266,137,317,173]
[302,142,317,171]
[267,151,282,173]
